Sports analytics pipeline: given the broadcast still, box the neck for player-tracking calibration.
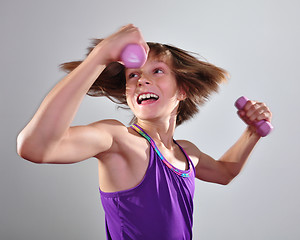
[136,117,177,149]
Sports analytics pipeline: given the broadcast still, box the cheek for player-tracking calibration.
[125,84,135,105]
[161,81,179,98]
[125,82,132,95]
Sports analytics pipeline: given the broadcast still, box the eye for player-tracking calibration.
[128,72,139,79]
[154,68,164,74]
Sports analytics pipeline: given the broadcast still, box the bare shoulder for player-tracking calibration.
[177,139,230,184]
[94,121,150,192]
[176,139,201,166]
[90,119,130,146]
[176,139,201,155]
[91,119,140,156]
[90,119,128,133]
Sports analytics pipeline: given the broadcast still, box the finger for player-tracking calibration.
[119,23,135,32]
[249,105,263,122]
[122,25,147,47]
[244,101,261,121]
[125,26,149,55]
[142,42,150,55]
[237,109,245,118]
[256,105,272,122]
[245,102,272,123]
[244,100,257,116]
[238,111,253,125]
[241,100,257,122]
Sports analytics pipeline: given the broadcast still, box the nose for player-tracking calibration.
[137,75,151,86]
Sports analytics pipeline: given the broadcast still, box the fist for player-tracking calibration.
[95,24,149,65]
[238,100,272,123]
[237,98,273,135]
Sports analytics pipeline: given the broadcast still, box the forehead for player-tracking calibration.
[125,51,172,73]
[148,45,172,63]
[145,53,171,67]
[149,51,171,63]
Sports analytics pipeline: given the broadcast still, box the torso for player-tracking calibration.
[99,125,196,239]
[96,124,197,193]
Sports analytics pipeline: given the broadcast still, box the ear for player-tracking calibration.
[177,88,187,101]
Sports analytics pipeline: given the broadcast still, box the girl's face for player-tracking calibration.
[125,54,185,123]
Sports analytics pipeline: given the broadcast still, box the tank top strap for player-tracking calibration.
[130,124,193,178]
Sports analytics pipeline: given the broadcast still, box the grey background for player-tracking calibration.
[1,0,299,239]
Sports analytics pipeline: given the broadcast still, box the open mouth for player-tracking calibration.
[137,92,159,104]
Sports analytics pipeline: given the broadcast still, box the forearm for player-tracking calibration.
[218,97,273,182]
[219,127,261,179]
[17,25,148,161]
[17,46,106,157]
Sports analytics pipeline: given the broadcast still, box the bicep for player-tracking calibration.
[177,140,228,184]
[195,151,233,185]
[43,121,117,164]
[178,140,234,185]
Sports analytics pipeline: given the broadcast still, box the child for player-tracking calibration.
[17,24,272,240]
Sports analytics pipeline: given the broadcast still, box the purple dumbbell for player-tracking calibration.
[121,44,147,69]
[235,96,273,137]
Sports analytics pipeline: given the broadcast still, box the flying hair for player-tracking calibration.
[60,39,229,126]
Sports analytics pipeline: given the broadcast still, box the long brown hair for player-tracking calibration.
[60,39,228,126]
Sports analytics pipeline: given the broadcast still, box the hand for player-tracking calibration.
[93,24,149,65]
[237,99,272,133]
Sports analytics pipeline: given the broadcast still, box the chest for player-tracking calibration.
[98,136,191,192]
[154,144,189,171]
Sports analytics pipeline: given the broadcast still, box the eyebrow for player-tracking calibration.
[149,58,168,64]
[125,60,169,72]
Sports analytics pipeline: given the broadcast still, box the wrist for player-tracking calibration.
[87,44,112,66]
[245,126,261,141]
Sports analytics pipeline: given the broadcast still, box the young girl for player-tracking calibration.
[17,24,272,239]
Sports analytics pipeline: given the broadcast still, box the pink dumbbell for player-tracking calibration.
[235,96,273,137]
[121,44,147,69]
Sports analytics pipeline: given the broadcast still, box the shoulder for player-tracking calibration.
[90,119,125,127]
[91,118,135,140]
[176,139,222,182]
[176,139,201,166]
[90,119,139,153]
[176,139,200,154]
[89,119,129,136]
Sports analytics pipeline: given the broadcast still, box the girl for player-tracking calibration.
[17,24,272,239]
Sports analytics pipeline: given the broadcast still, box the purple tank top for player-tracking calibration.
[99,124,195,240]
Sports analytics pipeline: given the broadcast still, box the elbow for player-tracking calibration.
[220,176,234,185]
[17,146,44,164]
[219,172,238,185]
[218,162,241,185]
[17,133,45,164]
[17,149,44,164]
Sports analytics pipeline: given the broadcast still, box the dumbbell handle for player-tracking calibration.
[121,44,147,69]
[235,96,273,137]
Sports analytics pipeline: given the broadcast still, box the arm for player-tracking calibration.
[193,99,272,185]
[17,24,148,164]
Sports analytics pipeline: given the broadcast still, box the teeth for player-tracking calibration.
[138,93,159,103]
